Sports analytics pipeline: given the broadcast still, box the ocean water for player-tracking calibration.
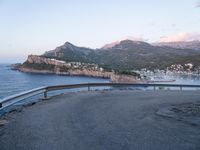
[148,72,200,85]
[0,64,109,99]
[1,64,200,99]
[139,71,200,91]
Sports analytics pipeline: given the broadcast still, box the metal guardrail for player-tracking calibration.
[1,83,200,110]
[0,87,46,110]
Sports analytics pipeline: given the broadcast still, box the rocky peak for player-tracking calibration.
[102,40,151,50]
[55,41,76,51]
[112,40,152,49]
[102,41,120,49]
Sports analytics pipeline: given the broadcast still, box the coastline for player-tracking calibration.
[14,66,141,83]
[11,55,142,83]
[14,67,111,79]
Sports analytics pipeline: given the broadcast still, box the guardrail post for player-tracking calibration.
[180,86,182,91]
[43,90,49,100]
[88,85,90,91]
[154,85,156,91]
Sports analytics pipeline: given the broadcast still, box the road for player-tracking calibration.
[0,90,200,150]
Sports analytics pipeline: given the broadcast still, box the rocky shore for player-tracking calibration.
[14,55,141,83]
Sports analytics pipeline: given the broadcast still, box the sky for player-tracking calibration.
[0,0,200,63]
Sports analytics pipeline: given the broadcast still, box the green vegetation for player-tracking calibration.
[42,40,200,72]
[23,62,55,70]
[59,66,69,72]
[116,70,141,78]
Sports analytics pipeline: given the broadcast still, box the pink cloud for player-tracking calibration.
[125,36,147,42]
[102,41,120,49]
[159,32,200,42]
[102,36,147,49]
[196,2,200,7]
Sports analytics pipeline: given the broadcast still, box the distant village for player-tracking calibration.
[133,63,200,81]
[49,58,105,72]
[49,58,200,77]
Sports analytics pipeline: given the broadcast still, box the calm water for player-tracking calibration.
[140,71,200,91]
[1,64,200,99]
[0,64,109,99]
[149,72,200,85]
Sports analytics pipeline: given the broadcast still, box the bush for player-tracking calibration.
[23,62,55,70]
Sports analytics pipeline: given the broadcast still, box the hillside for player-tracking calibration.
[42,40,200,71]
[15,55,140,83]
[43,42,94,63]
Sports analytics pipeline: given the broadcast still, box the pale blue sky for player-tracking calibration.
[0,0,200,62]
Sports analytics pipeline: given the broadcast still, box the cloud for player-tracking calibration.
[195,2,200,7]
[102,36,148,49]
[159,32,200,42]
[125,36,147,42]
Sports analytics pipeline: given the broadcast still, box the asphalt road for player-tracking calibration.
[0,90,200,150]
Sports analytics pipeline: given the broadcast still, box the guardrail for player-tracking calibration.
[1,83,200,110]
[0,87,46,110]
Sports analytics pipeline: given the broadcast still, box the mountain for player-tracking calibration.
[102,41,120,49]
[41,40,200,71]
[102,40,152,50]
[94,40,200,70]
[101,40,150,49]
[153,41,200,51]
[43,42,93,62]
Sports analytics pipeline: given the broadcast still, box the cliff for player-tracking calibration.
[26,55,67,66]
[16,55,140,83]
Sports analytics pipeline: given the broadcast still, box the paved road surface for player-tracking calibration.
[0,90,200,150]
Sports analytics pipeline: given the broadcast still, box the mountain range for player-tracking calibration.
[153,41,200,51]
[41,40,200,71]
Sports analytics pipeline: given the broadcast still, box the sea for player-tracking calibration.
[1,63,200,99]
[0,64,109,99]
